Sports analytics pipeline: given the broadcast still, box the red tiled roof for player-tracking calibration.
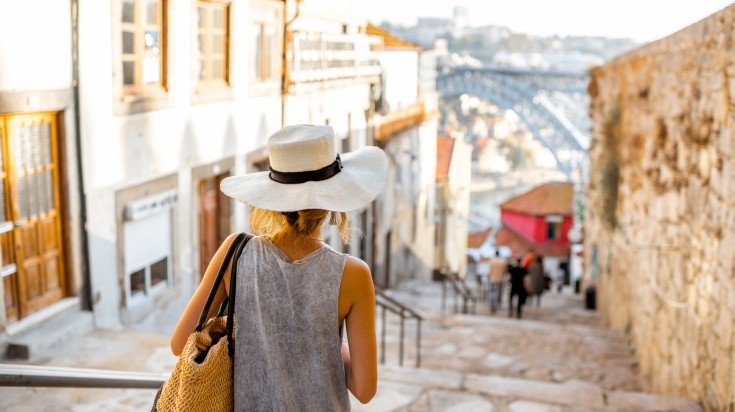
[500,182,573,216]
[366,23,422,50]
[467,227,493,249]
[495,225,569,258]
[436,136,455,181]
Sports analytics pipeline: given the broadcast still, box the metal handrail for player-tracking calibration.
[0,364,166,388]
[456,280,477,314]
[0,291,425,388]
[439,271,476,314]
[374,287,423,368]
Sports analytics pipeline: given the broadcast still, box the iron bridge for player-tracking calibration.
[437,65,591,181]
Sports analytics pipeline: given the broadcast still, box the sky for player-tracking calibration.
[364,0,734,42]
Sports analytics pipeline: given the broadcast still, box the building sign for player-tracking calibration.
[125,189,178,221]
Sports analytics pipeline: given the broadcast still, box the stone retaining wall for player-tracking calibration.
[585,6,735,411]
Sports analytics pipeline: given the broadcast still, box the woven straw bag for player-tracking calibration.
[153,233,251,412]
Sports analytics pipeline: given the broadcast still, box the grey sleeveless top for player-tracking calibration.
[234,236,351,411]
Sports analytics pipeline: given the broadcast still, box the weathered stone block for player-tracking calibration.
[587,5,735,411]
[463,375,604,409]
[507,400,561,412]
[378,364,464,390]
[606,390,703,412]
[428,390,496,412]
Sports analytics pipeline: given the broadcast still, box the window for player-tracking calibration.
[150,257,169,287]
[121,0,166,95]
[123,209,172,305]
[250,2,282,83]
[195,1,230,89]
[130,268,146,297]
[546,222,562,241]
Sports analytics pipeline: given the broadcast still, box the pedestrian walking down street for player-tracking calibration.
[170,125,387,410]
[521,249,536,270]
[487,250,508,314]
[528,255,546,307]
[555,263,566,293]
[508,259,528,318]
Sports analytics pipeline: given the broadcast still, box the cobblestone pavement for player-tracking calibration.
[0,280,703,411]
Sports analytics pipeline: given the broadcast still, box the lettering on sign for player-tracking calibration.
[125,189,179,221]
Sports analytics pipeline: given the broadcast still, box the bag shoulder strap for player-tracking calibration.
[227,233,252,356]
[195,233,248,332]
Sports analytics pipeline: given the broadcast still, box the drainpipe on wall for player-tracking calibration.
[280,0,301,127]
[71,0,93,311]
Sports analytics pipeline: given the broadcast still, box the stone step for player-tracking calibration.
[352,364,703,412]
[375,307,639,391]
[5,306,95,360]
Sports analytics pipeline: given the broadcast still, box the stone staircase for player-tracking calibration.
[0,280,704,411]
[362,281,703,412]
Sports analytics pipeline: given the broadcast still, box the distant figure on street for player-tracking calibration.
[508,258,528,318]
[487,250,508,313]
[528,255,546,307]
[555,264,566,293]
[521,249,536,270]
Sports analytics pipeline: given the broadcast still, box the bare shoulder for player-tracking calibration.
[212,233,243,265]
[344,256,371,280]
[342,256,374,296]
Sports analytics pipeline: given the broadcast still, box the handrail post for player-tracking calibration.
[441,277,446,313]
[453,280,458,313]
[416,318,421,368]
[399,309,405,367]
[380,305,386,364]
[463,286,468,314]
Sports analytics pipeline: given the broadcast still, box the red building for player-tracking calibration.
[495,182,573,259]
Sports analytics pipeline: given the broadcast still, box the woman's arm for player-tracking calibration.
[341,257,378,403]
[170,233,239,356]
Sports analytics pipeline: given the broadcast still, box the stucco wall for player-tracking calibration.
[585,5,735,411]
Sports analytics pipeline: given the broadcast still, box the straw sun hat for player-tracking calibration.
[220,124,388,212]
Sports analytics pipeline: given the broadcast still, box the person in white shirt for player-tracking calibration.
[487,250,508,314]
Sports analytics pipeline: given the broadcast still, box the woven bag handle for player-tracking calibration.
[195,233,247,332]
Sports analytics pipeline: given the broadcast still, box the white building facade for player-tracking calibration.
[0,0,89,349]
[369,26,440,289]
[0,0,384,347]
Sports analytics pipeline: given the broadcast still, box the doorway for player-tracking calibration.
[198,173,231,277]
[1,113,66,323]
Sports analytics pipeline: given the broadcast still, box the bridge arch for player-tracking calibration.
[437,67,590,181]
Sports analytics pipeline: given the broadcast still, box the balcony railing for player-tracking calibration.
[287,31,382,88]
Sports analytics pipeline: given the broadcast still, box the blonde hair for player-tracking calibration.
[250,208,351,244]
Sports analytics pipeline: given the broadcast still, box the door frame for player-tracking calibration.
[191,157,234,281]
[1,112,69,322]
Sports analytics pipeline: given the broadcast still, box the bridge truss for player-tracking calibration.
[437,66,590,182]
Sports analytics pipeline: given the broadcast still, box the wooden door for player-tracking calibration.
[0,119,19,323]
[199,174,230,277]
[2,113,65,321]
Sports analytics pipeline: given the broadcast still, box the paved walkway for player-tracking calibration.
[365,280,702,411]
[0,280,703,411]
